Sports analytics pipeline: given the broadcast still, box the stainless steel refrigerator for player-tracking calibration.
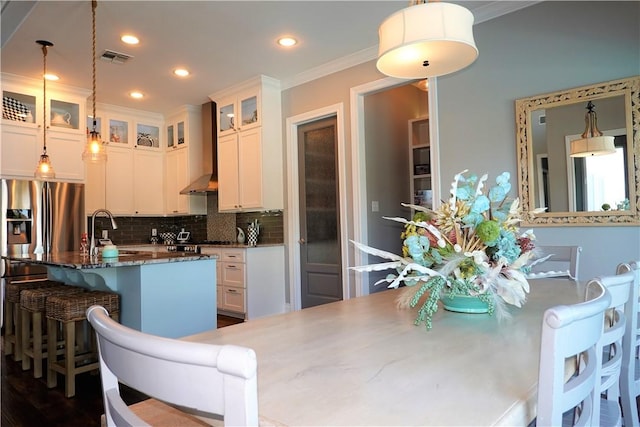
[1,179,85,280]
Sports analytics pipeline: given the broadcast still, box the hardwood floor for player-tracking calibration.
[1,314,243,427]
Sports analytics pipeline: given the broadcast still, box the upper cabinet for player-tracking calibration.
[210,75,283,212]
[217,88,260,136]
[164,105,206,215]
[85,104,165,215]
[1,73,89,181]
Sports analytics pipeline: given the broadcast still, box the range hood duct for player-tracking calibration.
[180,101,218,194]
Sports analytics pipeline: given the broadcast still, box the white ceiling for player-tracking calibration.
[1,1,538,115]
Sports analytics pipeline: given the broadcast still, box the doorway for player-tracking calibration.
[298,116,342,308]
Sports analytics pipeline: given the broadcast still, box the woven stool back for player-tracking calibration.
[7,280,62,303]
[21,286,86,313]
[46,291,120,323]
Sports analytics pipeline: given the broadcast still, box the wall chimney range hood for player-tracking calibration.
[180,101,218,194]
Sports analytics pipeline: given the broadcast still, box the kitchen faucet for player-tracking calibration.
[89,209,118,256]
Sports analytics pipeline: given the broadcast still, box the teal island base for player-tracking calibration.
[48,258,216,338]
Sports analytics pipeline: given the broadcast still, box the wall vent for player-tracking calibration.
[100,49,133,64]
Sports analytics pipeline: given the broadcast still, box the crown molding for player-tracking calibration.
[281,1,542,91]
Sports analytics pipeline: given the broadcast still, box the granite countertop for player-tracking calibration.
[1,250,211,270]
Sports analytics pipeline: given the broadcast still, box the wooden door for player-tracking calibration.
[298,116,342,308]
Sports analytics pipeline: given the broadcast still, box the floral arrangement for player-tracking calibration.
[352,170,542,329]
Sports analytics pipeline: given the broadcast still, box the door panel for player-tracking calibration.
[298,116,342,308]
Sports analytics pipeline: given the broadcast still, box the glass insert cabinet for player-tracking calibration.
[218,90,260,135]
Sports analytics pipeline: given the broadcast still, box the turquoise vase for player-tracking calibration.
[441,294,489,314]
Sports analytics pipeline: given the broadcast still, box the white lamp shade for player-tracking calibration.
[376,2,478,78]
[570,135,616,157]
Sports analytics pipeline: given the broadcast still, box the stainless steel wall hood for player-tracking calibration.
[180,101,218,194]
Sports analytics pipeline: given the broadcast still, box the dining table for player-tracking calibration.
[184,278,584,426]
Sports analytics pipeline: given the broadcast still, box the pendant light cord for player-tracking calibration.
[41,43,49,154]
[91,0,97,132]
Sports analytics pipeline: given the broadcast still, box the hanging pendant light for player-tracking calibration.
[570,101,616,157]
[34,40,56,180]
[82,0,107,162]
[376,0,478,79]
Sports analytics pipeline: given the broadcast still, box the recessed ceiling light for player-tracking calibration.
[130,91,144,99]
[277,36,297,47]
[44,73,59,81]
[121,35,139,45]
[174,68,190,77]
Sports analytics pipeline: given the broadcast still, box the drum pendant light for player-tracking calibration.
[82,0,107,162]
[570,101,616,157]
[376,1,478,78]
[34,40,56,180]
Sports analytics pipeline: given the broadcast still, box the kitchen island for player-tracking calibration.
[2,251,217,338]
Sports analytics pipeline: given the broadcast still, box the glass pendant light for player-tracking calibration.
[82,0,107,162]
[34,40,56,180]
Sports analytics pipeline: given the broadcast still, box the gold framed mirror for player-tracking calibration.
[516,76,639,226]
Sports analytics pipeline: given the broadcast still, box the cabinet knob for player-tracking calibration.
[299,238,306,244]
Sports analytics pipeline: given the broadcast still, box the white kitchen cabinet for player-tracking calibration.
[217,129,262,211]
[0,123,39,178]
[133,150,164,214]
[164,105,205,215]
[1,73,89,181]
[87,104,165,215]
[84,160,105,214]
[105,146,164,215]
[210,75,283,212]
[200,245,285,320]
[217,88,260,136]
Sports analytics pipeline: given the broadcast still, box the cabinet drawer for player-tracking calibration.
[222,286,245,313]
[222,262,245,287]
[222,250,245,263]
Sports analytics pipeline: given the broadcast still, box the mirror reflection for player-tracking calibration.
[530,96,628,212]
[515,76,639,226]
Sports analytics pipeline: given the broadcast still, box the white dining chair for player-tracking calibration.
[536,279,610,426]
[86,305,259,427]
[588,273,634,426]
[617,260,640,427]
[527,245,582,281]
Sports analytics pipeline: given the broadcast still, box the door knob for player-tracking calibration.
[299,238,306,244]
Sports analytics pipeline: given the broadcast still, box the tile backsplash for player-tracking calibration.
[92,194,283,245]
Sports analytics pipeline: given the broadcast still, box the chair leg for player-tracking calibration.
[20,309,31,371]
[64,321,75,398]
[31,311,44,378]
[47,317,58,389]
[4,300,14,356]
[13,302,23,361]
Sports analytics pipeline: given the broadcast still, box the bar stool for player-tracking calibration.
[46,290,120,398]
[4,279,61,361]
[20,285,86,378]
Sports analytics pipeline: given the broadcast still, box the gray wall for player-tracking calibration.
[364,84,427,291]
[436,1,640,280]
[281,1,640,296]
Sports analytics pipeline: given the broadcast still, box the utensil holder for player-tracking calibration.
[247,227,259,247]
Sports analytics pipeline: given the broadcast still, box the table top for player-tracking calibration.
[184,279,582,426]
[1,250,210,269]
